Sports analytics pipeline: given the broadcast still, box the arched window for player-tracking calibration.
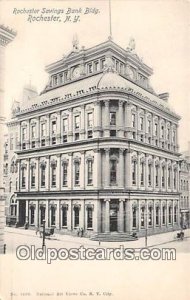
[132,207,137,228]
[140,161,144,186]
[168,206,172,224]
[74,161,80,185]
[50,206,56,226]
[148,206,153,226]
[87,207,93,229]
[132,160,137,185]
[162,206,166,225]
[74,206,80,228]
[141,206,145,228]
[62,206,67,227]
[30,206,35,225]
[155,206,160,226]
[174,205,177,223]
[40,206,45,225]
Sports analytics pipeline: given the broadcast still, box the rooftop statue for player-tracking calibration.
[72,34,79,52]
[103,55,116,73]
[127,37,136,52]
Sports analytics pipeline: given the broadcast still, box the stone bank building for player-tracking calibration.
[7,37,181,237]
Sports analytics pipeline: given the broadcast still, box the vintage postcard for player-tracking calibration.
[0,1,190,300]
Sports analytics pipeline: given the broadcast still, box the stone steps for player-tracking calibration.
[90,232,138,242]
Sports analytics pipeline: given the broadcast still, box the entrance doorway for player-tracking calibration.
[19,201,26,226]
[110,202,118,232]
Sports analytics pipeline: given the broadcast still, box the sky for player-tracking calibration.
[0,0,190,151]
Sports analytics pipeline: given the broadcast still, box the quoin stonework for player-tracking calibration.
[3,35,190,240]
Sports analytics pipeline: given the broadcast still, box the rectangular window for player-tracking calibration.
[41,166,46,187]
[41,139,45,147]
[156,207,159,226]
[148,120,151,133]
[110,112,116,126]
[132,161,136,185]
[87,130,93,139]
[62,207,67,227]
[168,206,172,224]
[87,160,93,185]
[74,207,79,227]
[21,168,26,188]
[75,115,80,130]
[140,117,144,131]
[87,112,93,128]
[51,166,56,187]
[75,133,79,141]
[31,125,36,139]
[52,120,57,135]
[161,125,164,138]
[63,135,67,143]
[52,136,56,145]
[162,167,165,188]
[148,207,153,226]
[168,168,171,188]
[132,207,137,228]
[155,165,159,187]
[148,164,152,186]
[94,61,99,72]
[162,206,166,225]
[140,163,144,186]
[154,123,158,136]
[63,118,68,132]
[75,162,80,185]
[62,163,68,186]
[132,114,136,128]
[141,207,145,227]
[41,123,46,137]
[110,160,117,184]
[22,128,26,141]
[87,208,93,228]
[31,167,35,188]
[167,128,170,140]
[88,64,93,73]
[31,141,35,148]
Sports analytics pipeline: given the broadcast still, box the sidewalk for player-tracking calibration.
[4,226,190,249]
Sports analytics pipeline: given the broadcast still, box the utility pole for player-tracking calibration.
[42,219,46,249]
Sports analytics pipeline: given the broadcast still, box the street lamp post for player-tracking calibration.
[42,219,46,249]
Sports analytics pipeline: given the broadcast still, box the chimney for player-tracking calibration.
[158,92,169,102]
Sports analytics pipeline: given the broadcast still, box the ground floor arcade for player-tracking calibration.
[13,193,180,237]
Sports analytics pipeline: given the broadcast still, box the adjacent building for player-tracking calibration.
[0,24,16,253]
[4,36,182,238]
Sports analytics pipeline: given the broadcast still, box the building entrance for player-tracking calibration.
[19,201,26,226]
[110,203,118,232]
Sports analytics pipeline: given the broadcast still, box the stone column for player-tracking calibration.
[125,149,132,189]
[46,114,50,146]
[94,149,101,188]
[79,201,85,229]
[94,100,101,138]
[104,199,110,233]
[104,148,110,188]
[125,199,131,233]
[16,200,19,224]
[68,108,73,142]
[137,152,141,189]
[56,111,61,143]
[68,153,73,190]
[56,201,60,229]
[80,105,85,139]
[145,154,149,189]
[67,203,72,231]
[104,100,110,137]
[25,200,29,223]
[118,199,124,232]
[118,100,124,137]
[80,151,85,189]
[118,149,124,188]
[35,202,39,227]
[152,156,155,190]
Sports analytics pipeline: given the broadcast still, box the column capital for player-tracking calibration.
[119,148,125,154]
[68,107,73,112]
[118,100,124,106]
[104,199,111,202]
[94,100,101,106]
[104,99,110,107]
[104,147,110,154]
[119,198,125,202]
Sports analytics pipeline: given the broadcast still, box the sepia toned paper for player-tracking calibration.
[0,1,190,300]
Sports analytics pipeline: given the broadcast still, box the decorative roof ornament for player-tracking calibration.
[72,34,79,52]
[126,37,136,52]
[103,55,116,73]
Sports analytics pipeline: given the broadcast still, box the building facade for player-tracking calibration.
[5,37,182,237]
[0,24,16,253]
